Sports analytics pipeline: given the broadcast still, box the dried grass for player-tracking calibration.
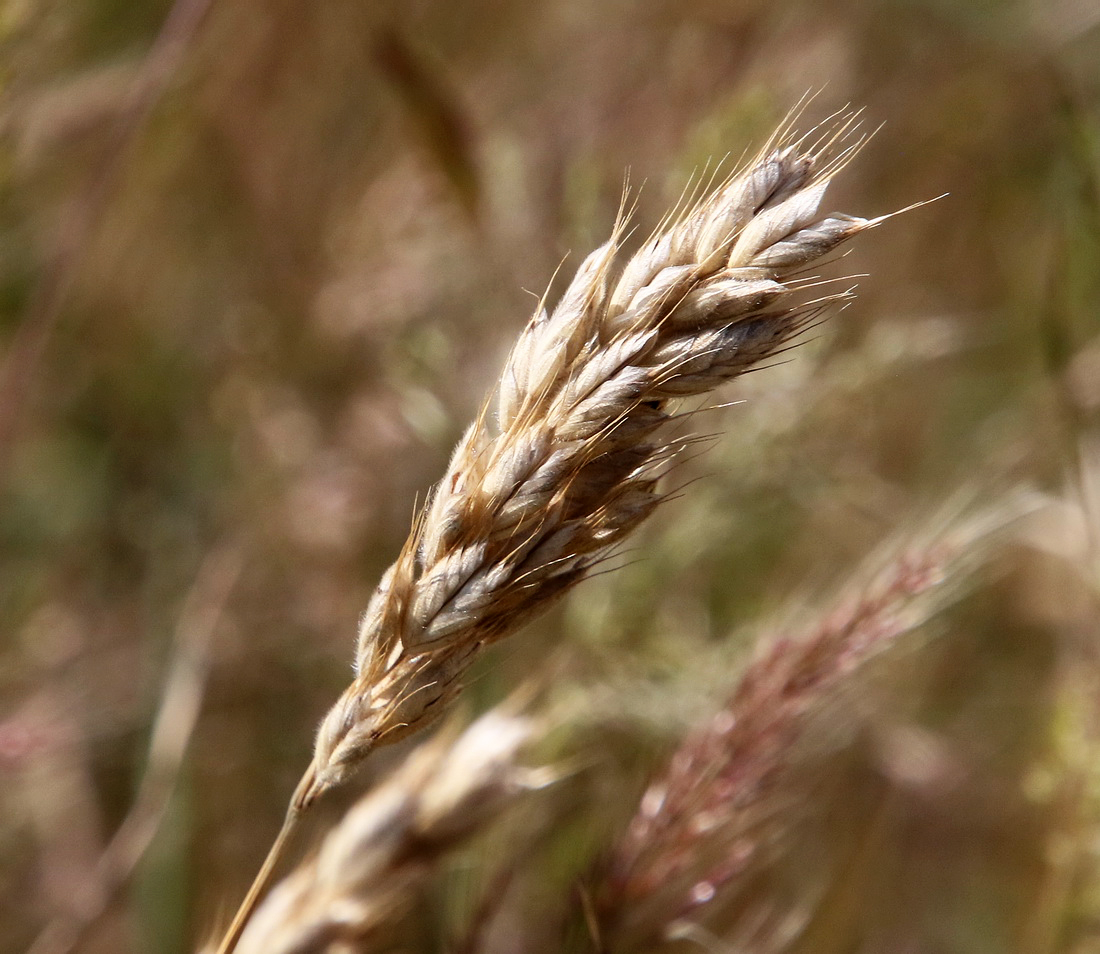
[229,709,545,954]
[307,115,885,805]
[216,114,889,953]
[595,518,1006,951]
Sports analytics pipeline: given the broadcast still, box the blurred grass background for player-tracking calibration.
[1,0,1099,952]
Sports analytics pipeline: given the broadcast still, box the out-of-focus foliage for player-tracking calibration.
[1,0,1098,952]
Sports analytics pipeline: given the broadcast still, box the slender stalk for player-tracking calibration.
[214,765,315,954]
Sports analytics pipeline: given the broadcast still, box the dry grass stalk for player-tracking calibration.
[217,114,888,953]
[229,709,543,954]
[594,523,1003,951]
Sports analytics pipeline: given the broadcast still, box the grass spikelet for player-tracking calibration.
[594,509,1024,951]
[215,115,887,953]
[230,709,543,954]
[308,119,881,804]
